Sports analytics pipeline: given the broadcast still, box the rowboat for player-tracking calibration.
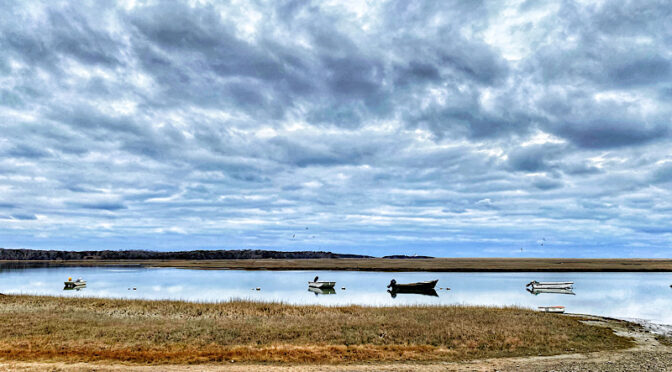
[526,281,573,289]
[387,279,438,290]
[64,277,86,289]
[538,306,565,313]
[308,276,335,289]
[527,288,575,295]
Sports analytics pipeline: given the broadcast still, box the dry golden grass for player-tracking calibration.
[0,295,631,365]
[5,258,672,272]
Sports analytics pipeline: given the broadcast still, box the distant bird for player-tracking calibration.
[292,233,295,239]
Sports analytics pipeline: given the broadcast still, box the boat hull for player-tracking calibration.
[64,281,86,288]
[308,281,335,289]
[538,306,565,313]
[389,279,438,290]
[527,281,573,290]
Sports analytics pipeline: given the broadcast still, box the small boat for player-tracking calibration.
[538,306,565,313]
[527,288,575,296]
[64,277,86,289]
[387,279,438,290]
[308,287,336,295]
[308,276,335,289]
[526,281,573,289]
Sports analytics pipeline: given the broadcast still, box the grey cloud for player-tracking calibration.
[10,213,37,220]
[507,144,566,172]
[532,177,563,191]
[552,118,668,149]
[0,1,671,256]
[1,4,122,72]
[6,143,50,159]
[72,201,127,211]
[651,163,672,183]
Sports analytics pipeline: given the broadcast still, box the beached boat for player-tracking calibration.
[526,281,573,289]
[527,288,575,295]
[387,279,438,290]
[64,277,86,289]
[538,306,565,313]
[308,276,335,289]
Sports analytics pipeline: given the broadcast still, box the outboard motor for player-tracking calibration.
[314,276,319,282]
[387,279,397,288]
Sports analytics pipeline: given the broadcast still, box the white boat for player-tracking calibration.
[538,306,565,313]
[308,276,335,289]
[308,281,336,288]
[526,281,573,289]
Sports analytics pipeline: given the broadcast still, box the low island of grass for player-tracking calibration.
[0,295,631,365]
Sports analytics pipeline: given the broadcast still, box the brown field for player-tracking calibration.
[6,257,672,271]
[0,295,631,365]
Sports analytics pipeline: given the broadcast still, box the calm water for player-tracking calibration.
[1,264,671,325]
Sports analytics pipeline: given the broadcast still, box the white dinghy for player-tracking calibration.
[308,276,335,289]
[526,281,573,290]
[538,306,565,313]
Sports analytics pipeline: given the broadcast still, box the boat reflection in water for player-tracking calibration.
[527,288,575,295]
[308,287,336,296]
[388,287,439,298]
[63,285,86,291]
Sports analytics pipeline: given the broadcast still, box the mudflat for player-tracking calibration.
[6,258,672,271]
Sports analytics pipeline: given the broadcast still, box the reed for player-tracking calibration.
[0,295,631,364]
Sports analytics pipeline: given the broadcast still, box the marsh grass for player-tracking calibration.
[0,295,631,364]
[8,258,672,272]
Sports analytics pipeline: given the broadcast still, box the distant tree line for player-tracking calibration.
[0,248,372,260]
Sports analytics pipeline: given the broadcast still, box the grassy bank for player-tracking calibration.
[6,258,672,271]
[0,295,631,365]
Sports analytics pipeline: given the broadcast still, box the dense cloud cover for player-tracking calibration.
[1,0,671,257]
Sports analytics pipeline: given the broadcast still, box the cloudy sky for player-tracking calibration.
[1,0,671,257]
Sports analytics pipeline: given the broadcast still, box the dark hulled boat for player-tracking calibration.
[387,279,438,290]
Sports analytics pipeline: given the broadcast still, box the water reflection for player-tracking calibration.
[527,288,575,295]
[309,287,336,295]
[388,288,438,298]
[63,285,86,291]
[1,265,671,325]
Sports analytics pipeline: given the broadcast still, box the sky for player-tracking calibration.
[1,0,671,257]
